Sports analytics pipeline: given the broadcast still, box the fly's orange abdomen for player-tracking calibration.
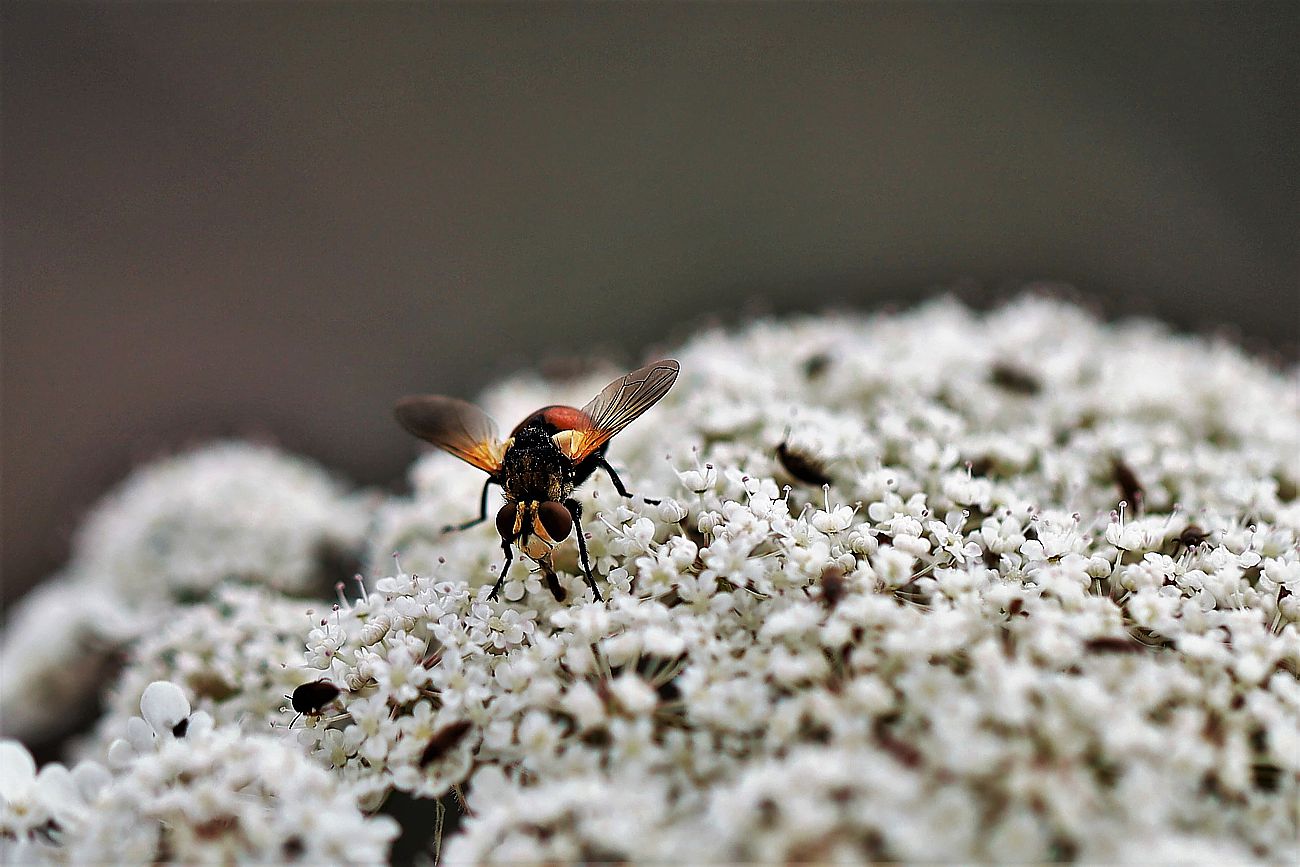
[511,405,592,437]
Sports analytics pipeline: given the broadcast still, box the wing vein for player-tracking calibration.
[566,360,679,463]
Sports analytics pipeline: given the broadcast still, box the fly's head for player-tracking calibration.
[496,499,574,558]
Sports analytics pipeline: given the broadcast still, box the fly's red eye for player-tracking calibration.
[536,501,573,542]
[496,503,520,540]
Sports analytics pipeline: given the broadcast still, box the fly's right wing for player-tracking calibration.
[558,360,680,464]
[394,395,506,475]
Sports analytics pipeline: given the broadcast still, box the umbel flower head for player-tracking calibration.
[74,683,399,865]
[78,586,317,760]
[301,297,1297,861]
[0,578,130,740]
[71,441,372,603]
[1,443,372,741]
[2,295,1296,863]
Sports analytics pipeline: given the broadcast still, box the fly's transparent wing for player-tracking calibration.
[394,395,505,474]
[562,360,679,463]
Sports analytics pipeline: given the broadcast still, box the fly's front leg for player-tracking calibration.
[564,498,603,601]
[540,558,567,602]
[444,478,495,533]
[594,455,659,505]
[489,537,512,601]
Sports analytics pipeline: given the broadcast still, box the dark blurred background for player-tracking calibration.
[3,2,1297,607]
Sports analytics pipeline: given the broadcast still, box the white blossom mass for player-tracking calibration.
[3,297,1297,863]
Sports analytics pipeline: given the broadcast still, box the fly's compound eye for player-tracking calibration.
[496,502,520,541]
[536,501,574,543]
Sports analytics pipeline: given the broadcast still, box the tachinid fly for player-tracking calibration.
[395,360,679,601]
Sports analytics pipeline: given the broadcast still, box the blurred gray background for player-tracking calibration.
[3,1,1298,607]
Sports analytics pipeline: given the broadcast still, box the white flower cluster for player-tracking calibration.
[77,586,318,759]
[2,684,399,864]
[3,296,1296,863]
[73,441,371,602]
[0,580,132,741]
[297,298,1299,861]
[0,741,107,864]
[0,442,371,741]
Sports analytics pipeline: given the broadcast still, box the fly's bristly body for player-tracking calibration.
[394,360,679,602]
[499,424,573,503]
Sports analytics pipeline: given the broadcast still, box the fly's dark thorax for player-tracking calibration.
[501,423,575,502]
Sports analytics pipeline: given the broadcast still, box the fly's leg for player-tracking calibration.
[444,479,494,533]
[564,498,603,601]
[540,560,567,602]
[489,537,512,601]
[594,455,659,505]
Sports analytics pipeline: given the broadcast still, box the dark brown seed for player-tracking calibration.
[283,837,305,860]
[1112,457,1145,512]
[1178,525,1209,548]
[420,720,473,767]
[874,722,923,768]
[1084,636,1146,654]
[818,565,847,609]
[776,441,832,487]
[989,363,1042,395]
[803,353,832,379]
[193,815,238,839]
[655,676,682,703]
[1254,762,1282,792]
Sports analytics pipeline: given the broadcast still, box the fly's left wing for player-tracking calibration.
[557,359,679,464]
[394,395,506,475]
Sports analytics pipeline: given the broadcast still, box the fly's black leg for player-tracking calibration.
[540,562,567,602]
[444,478,495,533]
[594,455,659,505]
[489,537,512,601]
[564,498,602,601]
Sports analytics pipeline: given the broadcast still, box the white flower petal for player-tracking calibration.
[139,681,190,736]
[186,711,214,739]
[71,761,111,803]
[106,739,137,769]
[0,740,37,802]
[34,764,84,823]
[125,717,154,753]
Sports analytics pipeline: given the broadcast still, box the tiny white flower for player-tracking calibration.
[562,681,607,730]
[0,740,106,853]
[609,674,658,716]
[106,681,214,766]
